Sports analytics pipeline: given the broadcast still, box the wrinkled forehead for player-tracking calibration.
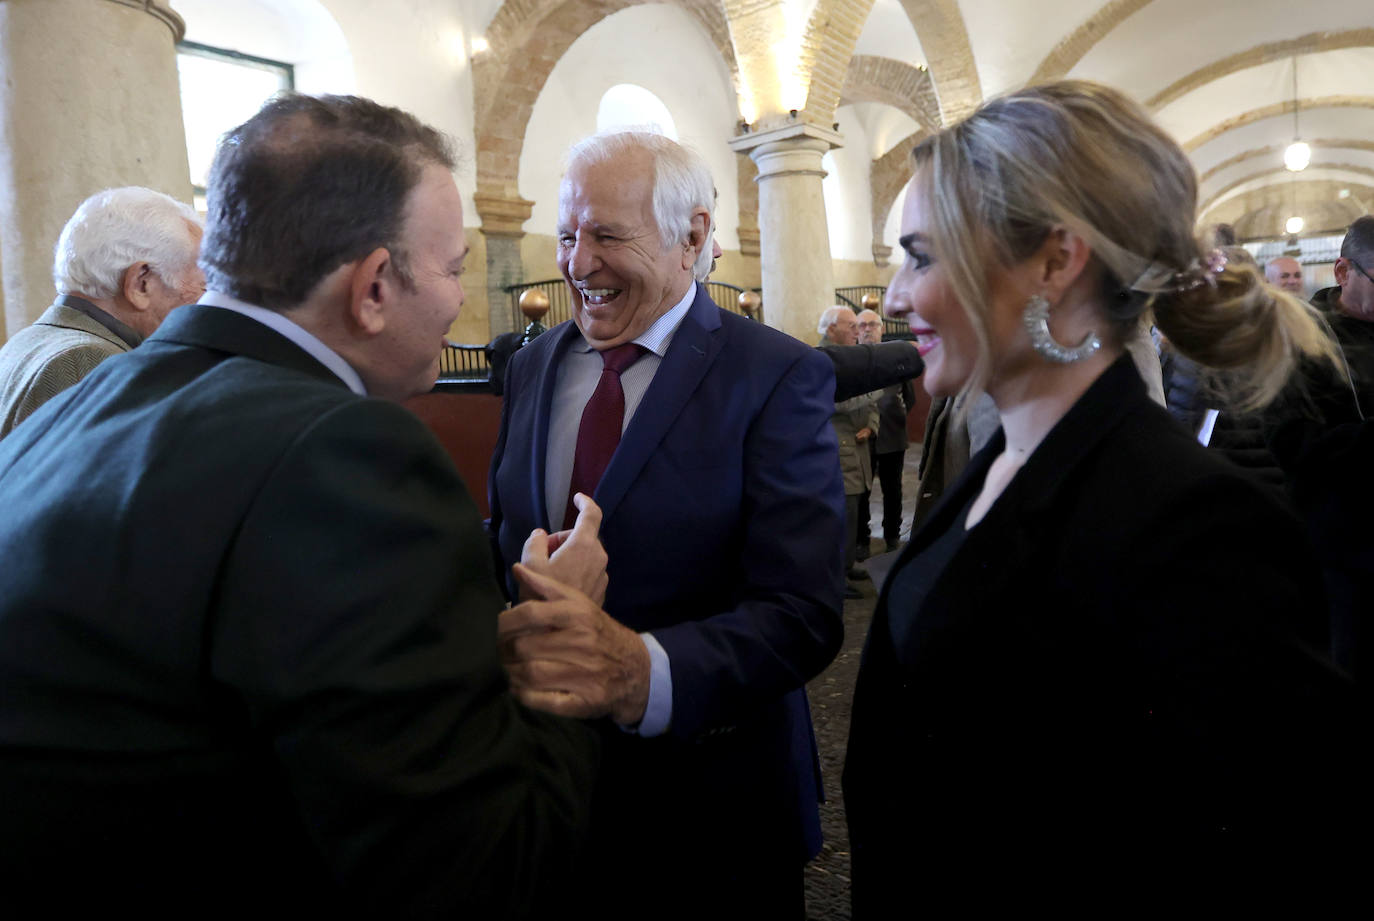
[558,152,655,224]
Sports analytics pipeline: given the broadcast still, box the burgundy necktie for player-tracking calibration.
[564,343,648,528]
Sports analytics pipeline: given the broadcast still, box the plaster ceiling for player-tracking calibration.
[847,0,1374,240]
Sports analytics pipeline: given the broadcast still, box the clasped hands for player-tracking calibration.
[499,493,650,726]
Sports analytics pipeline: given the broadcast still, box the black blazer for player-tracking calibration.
[0,305,597,917]
[844,356,1359,906]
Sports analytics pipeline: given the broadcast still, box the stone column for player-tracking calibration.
[729,123,842,342]
[474,190,534,339]
[0,0,191,340]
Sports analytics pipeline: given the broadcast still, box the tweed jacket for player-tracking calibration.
[0,299,130,437]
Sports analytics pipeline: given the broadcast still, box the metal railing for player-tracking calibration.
[507,279,760,330]
[704,281,760,320]
[437,343,491,383]
[506,279,574,331]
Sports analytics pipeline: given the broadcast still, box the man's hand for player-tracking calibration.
[856,427,874,442]
[519,492,608,605]
[499,564,650,726]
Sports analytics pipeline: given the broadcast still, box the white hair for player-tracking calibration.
[563,130,715,280]
[53,187,202,299]
[817,305,848,337]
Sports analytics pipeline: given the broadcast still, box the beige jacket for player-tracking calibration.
[0,301,130,437]
[830,390,880,496]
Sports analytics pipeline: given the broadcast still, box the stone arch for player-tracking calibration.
[1147,29,1374,110]
[1200,164,1374,216]
[894,0,981,123]
[839,55,941,129]
[1184,97,1374,152]
[869,129,930,263]
[1199,139,1374,184]
[1028,0,1154,84]
[473,0,735,201]
[791,0,877,124]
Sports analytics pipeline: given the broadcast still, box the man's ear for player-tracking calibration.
[1037,227,1094,303]
[682,207,710,271]
[121,262,155,311]
[348,247,393,336]
[1334,257,1350,288]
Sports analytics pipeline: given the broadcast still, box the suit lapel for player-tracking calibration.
[593,287,723,523]
[532,322,585,531]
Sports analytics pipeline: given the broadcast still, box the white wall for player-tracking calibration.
[173,0,494,222]
[171,0,355,94]
[518,5,738,246]
[822,106,876,261]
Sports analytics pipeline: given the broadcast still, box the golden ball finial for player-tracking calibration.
[737,290,762,318]
[860,292,881,311]
[519,289,550,320]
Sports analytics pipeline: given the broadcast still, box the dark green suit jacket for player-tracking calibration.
[0,304,596,917]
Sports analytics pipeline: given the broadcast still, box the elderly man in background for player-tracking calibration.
[819,305,879,595]
[490,130,844,918]
[0,187,205,436]
[854,309,914,559]
[816,302,857,347]
[1265,255,1305,295]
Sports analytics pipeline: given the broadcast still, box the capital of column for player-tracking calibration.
[728,123,843,182]
[103,1,186,42]
[473,191,535,239]
[872,243,893,268]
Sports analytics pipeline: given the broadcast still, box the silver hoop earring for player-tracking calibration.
[1022,294,1101,364]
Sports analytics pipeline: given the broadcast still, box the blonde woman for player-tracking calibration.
[843,81,1356,903]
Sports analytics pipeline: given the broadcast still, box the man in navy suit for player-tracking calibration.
[490,131,845,918]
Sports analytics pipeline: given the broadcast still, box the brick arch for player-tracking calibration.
[1199,139,1374,185]
[1028,0,1154,85]
[893,0,982,123]
[840,55,941,130]
[789,0,877,124]
[1200,163,1374,216]
[869,130,930,254]
[473,0,736,199]
[1148,30,1374,110]
[1184,96,1374,152]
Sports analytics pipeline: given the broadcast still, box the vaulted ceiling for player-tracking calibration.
[832,0,1374,240]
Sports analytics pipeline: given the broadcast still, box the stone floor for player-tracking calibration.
[802,450,921,919]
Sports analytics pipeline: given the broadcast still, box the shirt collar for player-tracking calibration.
[56,294,143,349]
[569,283,697,356]
[196,290,368,395]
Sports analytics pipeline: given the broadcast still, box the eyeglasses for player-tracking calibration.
[1348,258,1374,286]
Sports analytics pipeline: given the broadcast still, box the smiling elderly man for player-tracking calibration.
[1265,255,1305,295]
[489,131,845,918]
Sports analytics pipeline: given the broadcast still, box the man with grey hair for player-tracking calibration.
[1265,255,1304,295]
[490,130,844,917]
[817,303,858,345]
[0,186,205,436]
[855,308,914,559]
[820,306,878,592]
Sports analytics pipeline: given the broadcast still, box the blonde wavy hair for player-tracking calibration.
[912,79,1335,411]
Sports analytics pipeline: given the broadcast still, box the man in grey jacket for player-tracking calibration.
[0,187,204,437]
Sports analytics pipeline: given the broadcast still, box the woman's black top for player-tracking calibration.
[843,356,1360,909]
